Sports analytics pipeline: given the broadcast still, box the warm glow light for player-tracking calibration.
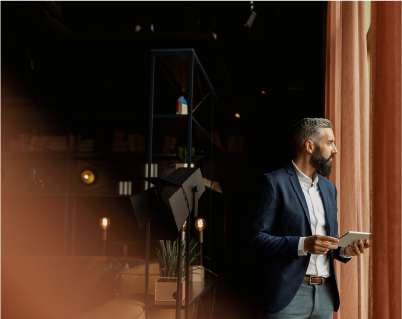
[235,113,240,118]
[81,170,95,184]
[194,218,206,231]
[261,90,266,94]
[182,221,187,231]
[99,217,110,229]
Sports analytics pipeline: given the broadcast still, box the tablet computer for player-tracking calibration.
[336,231,371,247]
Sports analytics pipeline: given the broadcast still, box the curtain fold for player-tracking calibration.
[369,2,402,319]
[325,2,370,319]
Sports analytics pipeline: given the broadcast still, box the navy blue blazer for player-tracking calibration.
[248,163,351,313]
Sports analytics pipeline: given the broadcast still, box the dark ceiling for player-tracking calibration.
[2,1,327,172]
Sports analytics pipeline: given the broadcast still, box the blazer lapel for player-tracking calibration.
[317,176,331,236]
[286,164,311,228]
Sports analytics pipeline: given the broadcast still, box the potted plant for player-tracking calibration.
[155,237,216,301]
[189,239,206,282]
[165,143,205,170]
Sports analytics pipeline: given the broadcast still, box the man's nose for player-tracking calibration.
[333,144,338,154]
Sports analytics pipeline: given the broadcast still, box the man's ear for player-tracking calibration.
[305,140,315,154]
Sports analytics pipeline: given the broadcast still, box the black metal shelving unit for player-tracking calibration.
[146,48,219,319]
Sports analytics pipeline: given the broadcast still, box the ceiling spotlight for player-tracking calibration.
[244,1,257,28]
[235,113,241,118]
[81,170,95,184]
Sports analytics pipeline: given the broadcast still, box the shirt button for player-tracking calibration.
[304,261,309,266]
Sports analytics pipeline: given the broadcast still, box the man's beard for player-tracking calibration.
[310,145,334,177]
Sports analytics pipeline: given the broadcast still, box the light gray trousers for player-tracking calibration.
[257,283,335,319]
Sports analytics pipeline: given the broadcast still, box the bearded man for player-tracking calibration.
[248,118,370,319]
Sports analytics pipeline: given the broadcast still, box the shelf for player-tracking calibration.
[3,192,133,198]
[2,152,177,160]
[148,278,217,309]
[153,114,188,119]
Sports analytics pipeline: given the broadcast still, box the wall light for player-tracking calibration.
[261,90,266,94]
[81,170,95,184]
[235,113,241,118]
[195,218,206,232]
[195,218,206,266]
[100,217,110,256]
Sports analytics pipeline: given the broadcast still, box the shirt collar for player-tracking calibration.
[291,160,319,187]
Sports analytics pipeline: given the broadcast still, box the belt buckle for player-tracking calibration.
[309,276,320,285]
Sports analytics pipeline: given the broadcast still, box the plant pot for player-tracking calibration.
[189,266,204,282]
[155,277,185,302]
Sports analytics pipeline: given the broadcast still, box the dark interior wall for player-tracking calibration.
[1,1,326,314]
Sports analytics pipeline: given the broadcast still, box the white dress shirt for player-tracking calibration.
[292,161,350,278]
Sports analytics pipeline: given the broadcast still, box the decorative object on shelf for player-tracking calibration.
[194,218,206,266]
[25,167,44,192]
[189,265,204,282]
[99,217,110,257]
[161,134,177,153]
[176,88,188,115]
[112,130,128,152]
[76,135,94,152]
[155,237,214,290]
[155,277,185,302]
[189,240,205,282]
[143,163,158,190]
[154,238,196,301]
[10,134,70,152]
[127,133,146,152]
[81,170,95,184]
[135,21,141,32]
[118,181,132,195]
[165,143,205,170]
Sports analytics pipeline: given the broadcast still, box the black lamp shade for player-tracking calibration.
[130,168,205,235]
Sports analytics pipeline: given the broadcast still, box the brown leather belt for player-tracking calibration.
[303,276,331,284]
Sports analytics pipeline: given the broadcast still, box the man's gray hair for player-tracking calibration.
[290,118,333,157]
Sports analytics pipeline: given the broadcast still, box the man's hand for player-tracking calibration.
[344,239,370,257]
[304,235,339,255]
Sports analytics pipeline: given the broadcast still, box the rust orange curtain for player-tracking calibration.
[369,2,401,319]
[325,2,370,319]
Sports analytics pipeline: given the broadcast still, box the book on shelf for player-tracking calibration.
[8,133,94,153]
[77,135,95,152]
[112,130,128,152]
[48,136,68,152]
[127,133,146,152]
[27,135,38,152]
[20,133,30,152]
[161,134,177,153]
[35,135,47,152]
